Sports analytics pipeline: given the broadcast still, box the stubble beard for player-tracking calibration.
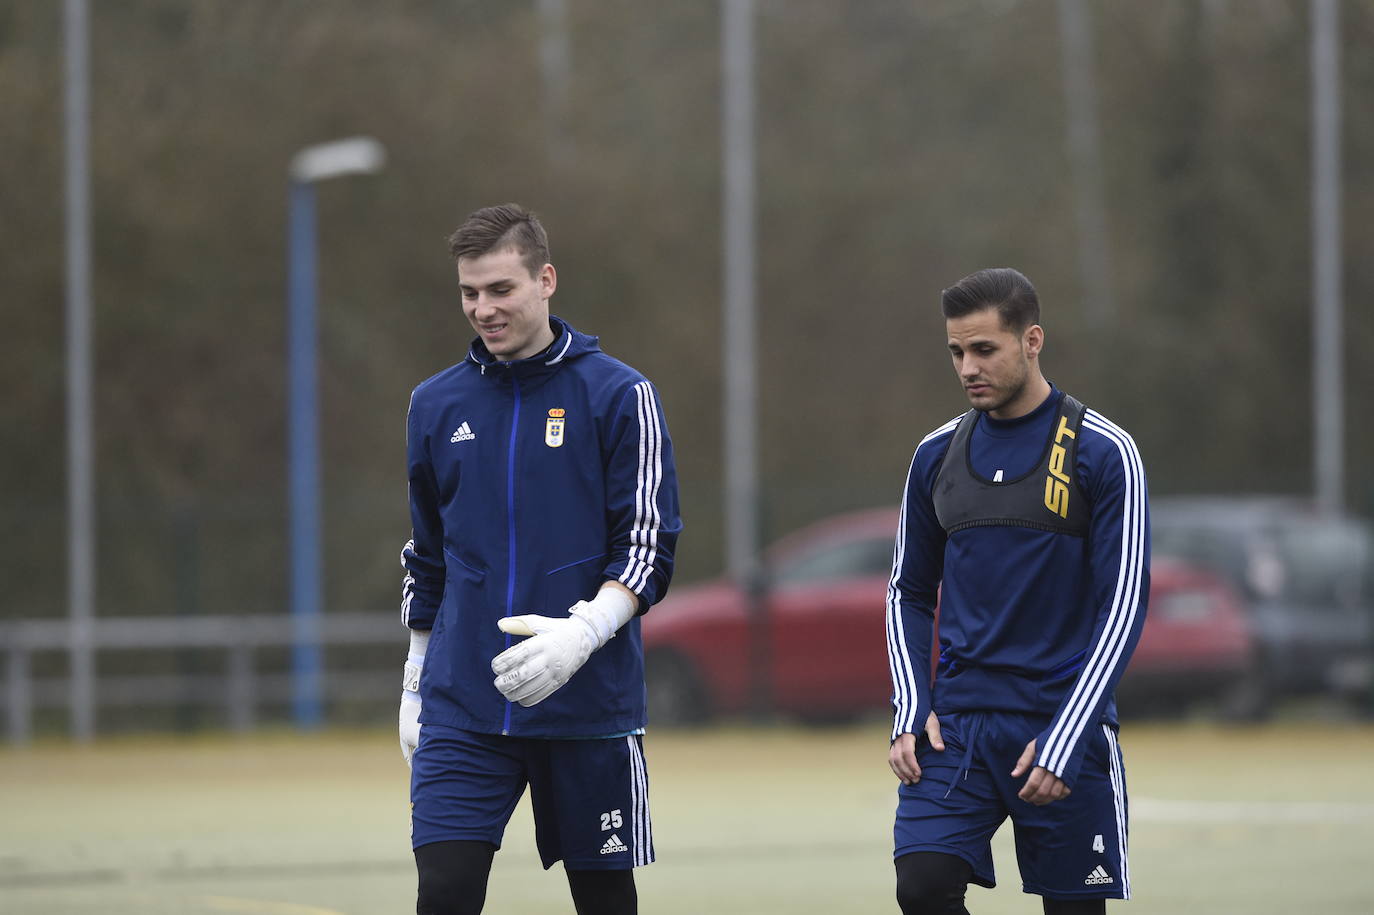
[972,361,1029,416]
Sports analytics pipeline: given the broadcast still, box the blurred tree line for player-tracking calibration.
[3,0,1372,624]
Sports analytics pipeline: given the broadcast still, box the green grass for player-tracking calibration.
[2,720,1373,913]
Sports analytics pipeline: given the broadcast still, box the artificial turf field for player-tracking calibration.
[3,721,1372,914]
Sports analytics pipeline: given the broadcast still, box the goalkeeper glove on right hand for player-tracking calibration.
[399,630,429,768]
[490,587,636,707]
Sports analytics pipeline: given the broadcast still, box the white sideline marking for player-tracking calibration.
[201,896,347,915]
[1134,797,1374,825]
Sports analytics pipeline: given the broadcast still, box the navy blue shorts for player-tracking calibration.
[410,725,653,871]
[894,710,1130,900]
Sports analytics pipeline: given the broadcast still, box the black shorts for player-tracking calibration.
[411,725,653,870]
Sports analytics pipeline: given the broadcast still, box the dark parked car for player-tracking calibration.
[643,508,1256,724]
[1151,496,1374,714]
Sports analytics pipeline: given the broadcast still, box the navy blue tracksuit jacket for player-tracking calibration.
[401,316,681,738]
[887,388,1149,788]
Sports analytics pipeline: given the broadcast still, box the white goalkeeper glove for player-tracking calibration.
[399,629,430,767]
[491,586,637,707]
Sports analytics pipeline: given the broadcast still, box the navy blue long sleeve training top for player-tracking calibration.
[401,316,682,738]
[886,387,1149,787]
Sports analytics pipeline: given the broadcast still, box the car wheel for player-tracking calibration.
[1217,669,1271,722]
[645,650,708,726]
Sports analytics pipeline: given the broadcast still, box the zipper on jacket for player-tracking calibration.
[502,374,522,735]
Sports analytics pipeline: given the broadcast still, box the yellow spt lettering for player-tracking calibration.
[1044,476,1070,518]
[1043,415,1076,518]
[1048,443,1070,483]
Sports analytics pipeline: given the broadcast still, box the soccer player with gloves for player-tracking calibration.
[398,204,681,915]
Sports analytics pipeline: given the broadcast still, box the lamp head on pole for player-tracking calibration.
[290,136,386,184]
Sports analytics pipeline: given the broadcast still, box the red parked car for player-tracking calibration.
[642,509,1255,724]
[1116,556,1256,717]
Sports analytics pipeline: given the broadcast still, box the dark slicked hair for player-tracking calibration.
[447,203,550,277]
[941,267,1041,333]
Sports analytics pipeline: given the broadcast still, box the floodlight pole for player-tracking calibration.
[1057,0,1113,324]
[64,0,96,743]
[287,137,385,729]
[538,0,571,167]
[722,0,768,720]
[1311,0,1343,516]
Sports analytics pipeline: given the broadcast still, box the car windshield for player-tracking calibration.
[771,536,895,587]
[1154,513,1372,610]
[1266,519,1372,609]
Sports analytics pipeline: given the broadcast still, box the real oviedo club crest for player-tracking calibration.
[545,408,566,448]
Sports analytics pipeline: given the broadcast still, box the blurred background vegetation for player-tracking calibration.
[3,0,1371,627]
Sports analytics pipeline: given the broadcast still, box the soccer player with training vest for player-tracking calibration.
[887,268,1149,914]
[398,204,681,915]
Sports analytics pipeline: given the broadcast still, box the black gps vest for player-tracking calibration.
[932,393,1091,537]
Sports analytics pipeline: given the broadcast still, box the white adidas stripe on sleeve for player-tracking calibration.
[1038,411,1147,776]
[886,416,960,741]
[618,382,665,596]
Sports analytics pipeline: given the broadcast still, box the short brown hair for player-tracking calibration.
[941,267,1041,332]
[447,203,550,277]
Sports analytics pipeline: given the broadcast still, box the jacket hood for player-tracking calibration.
[465,315,601,382]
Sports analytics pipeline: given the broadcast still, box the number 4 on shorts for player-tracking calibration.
[1092,834,1105,853]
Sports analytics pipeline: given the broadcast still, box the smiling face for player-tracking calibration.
[946,307,1049,419]
[457,245,557,362]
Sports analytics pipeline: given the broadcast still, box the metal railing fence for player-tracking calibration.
[0,613,401,743]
